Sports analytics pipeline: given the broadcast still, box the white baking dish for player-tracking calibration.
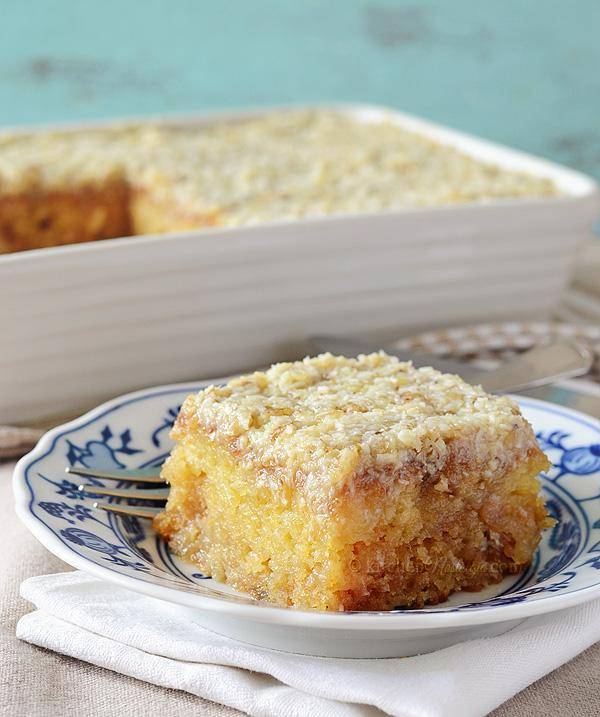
[2,104,598,424]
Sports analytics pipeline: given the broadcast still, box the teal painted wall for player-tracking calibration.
[1,1,599,178]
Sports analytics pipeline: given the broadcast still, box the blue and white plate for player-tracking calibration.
[13,382,600,658]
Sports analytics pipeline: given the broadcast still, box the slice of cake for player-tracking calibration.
[153,353,551,611]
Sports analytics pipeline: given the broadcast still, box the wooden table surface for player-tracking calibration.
[1,0,599,180]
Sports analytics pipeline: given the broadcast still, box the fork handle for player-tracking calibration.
[479,339,593,394]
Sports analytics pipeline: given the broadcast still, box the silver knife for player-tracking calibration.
[309,335,593,394]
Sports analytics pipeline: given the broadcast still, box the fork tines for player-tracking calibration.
[93,502,163,519]
[65,466,165,484]
[66,465,168,519]
[78,484,169,501]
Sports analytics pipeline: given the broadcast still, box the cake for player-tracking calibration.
[0,110,558,254]
[153,352,551,611]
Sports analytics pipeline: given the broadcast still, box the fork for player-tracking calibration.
[68,466,167,519]
[68,338,593,519]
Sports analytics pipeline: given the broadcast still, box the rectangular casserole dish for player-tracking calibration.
[1,104,598,424]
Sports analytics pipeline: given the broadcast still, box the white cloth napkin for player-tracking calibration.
[17,572,600,717]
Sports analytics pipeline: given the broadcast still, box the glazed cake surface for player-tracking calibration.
[154,353,551,611]
[0,110,558,253]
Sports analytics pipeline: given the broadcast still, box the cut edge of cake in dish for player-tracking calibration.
[153,352,552,612]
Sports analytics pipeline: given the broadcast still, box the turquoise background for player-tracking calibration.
[1,1,599,178]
